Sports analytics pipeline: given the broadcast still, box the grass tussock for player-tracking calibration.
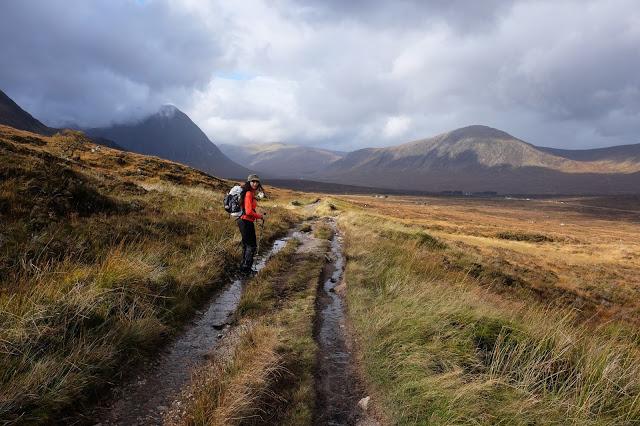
[312,222,333,240]
[181,322,283,426]
[496,231,555,243]
[176,238,326,425]
[0,126,296,422]
[340,210,640,425]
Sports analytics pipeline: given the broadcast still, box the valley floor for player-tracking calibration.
[3,125,640,425]
[328,193,640,425]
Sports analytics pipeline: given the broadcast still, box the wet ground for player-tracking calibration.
[88,233,293,425]
[77,216,376,426]
[314,220,369,426]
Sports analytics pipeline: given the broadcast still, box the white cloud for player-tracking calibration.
[383,116,412,139]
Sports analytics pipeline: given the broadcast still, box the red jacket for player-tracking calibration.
[241,189,263,222]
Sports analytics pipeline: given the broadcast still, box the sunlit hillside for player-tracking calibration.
[0,124,294,423]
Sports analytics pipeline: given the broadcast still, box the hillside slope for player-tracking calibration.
[0,124,294,423]
[0,89,55,135]
[315,125,640,194]
[539,143,640,163]
[88,106,251,179]
[219,142,344,178]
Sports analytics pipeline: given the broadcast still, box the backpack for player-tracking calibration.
[224,185,245,217]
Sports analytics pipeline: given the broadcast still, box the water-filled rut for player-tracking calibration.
[314,220,366,426]
[91,232,293,425]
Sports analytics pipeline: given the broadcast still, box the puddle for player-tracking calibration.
[314,220,364,426]
[90,233,293,425]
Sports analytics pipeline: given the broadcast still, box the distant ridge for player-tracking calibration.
[538,143,640,163]
[219,142,345,178]
[87,106,251,179]
[312,125,640,194]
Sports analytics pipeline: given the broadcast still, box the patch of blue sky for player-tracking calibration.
[215,71,255,81]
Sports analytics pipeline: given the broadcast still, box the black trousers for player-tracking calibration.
[237,219,257,270]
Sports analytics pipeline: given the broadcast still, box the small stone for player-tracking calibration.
[358,396,371,411]
[217,333,223,338]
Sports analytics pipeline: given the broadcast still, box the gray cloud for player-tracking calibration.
[0,0,223,126]
[1,0,639,150]
[292,0,517,33]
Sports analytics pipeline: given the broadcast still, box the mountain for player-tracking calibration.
[219,142,345,178]
[0,89,55,135]
[313,125,640,194]
[87,105,250,179]
[538,144,640,164]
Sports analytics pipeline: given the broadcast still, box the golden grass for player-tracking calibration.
[312,222,333,240]
[180,322,283,426]
[338,206,640,424]
[174,237,326,425]
[5,123,640,423]
[337,194,640,326]
[0,125,296,422]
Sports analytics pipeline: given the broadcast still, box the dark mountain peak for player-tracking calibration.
[87,105,250,179]
[0,89,54,135]
[155,104,183,120]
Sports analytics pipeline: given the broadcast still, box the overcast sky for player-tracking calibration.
[1,0,639,150]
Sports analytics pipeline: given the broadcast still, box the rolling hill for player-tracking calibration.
[538,143,640,164]
[313,125,640,194]
[219,142,345,178]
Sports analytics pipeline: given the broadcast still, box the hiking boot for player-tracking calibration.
[242,246,256,270]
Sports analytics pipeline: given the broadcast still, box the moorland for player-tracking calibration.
[1,123,640,425]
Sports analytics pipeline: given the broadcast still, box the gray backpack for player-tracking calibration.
[223,185,244,217]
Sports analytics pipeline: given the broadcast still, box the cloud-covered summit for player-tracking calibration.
[1,0,638,151]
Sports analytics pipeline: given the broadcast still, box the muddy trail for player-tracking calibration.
[74,216,375,425]
[314,220,375,426]
[83,231,295,426]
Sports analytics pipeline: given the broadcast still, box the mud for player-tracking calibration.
[314,219,367,426]
[88,233,293,425]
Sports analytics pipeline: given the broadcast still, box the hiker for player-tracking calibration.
[237,174,265,275]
